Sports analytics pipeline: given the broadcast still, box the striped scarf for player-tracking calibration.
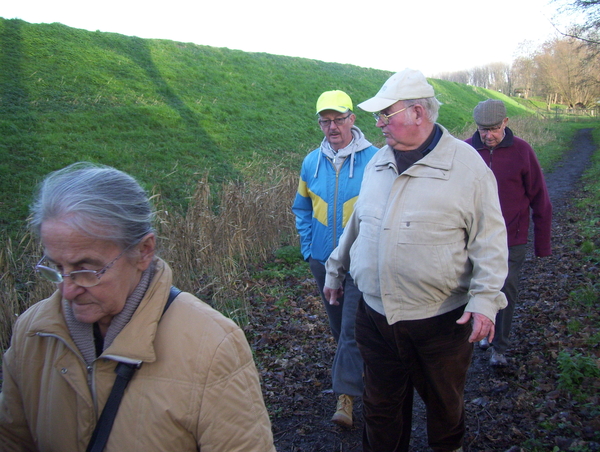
[64,261,156,367]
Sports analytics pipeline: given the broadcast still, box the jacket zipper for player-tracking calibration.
[36,332,142,415]
[36,331,98,411]
[330,157,340,251]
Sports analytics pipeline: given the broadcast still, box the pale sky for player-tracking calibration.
[2,0,563,76]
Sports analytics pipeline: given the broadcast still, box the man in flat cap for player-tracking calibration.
[292,90,378,427]
[467,99,552,367]
[323,69,509,451]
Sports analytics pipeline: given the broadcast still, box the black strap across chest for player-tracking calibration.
[86,285,181,452]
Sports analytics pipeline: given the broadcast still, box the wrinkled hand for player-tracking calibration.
[456,311,495,343]
[323,286,344,306]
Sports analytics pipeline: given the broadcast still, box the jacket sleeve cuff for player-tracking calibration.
[464,292,508,323]
[324,275,342,290]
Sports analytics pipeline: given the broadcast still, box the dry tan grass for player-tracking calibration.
[0,166,298,351]
[156,166,298,320]
[0,234,54,350]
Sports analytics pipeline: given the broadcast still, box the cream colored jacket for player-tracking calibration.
[325,126,508,324]
[0,258,275,452]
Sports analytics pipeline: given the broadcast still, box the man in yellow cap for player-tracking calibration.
[324,69,509,451]
[292,90,378,428]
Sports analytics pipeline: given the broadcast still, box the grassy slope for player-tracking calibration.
[0,18,533,235]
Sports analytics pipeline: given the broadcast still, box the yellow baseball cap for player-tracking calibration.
[316,90,353,114]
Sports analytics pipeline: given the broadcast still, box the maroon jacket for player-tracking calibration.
[466,127,552,256]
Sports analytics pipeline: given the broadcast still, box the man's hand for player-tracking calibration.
[456,311,495,343]
[323,286,344,306]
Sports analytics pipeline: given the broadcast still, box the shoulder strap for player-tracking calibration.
[86,362,137,452]
[163,285,182,315]
[86,285,181,452]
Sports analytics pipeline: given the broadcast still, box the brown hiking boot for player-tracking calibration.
[331,394,354,428]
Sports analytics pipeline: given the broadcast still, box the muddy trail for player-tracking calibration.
[249,128,599,451]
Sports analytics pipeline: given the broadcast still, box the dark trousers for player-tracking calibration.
[493,244,527,354]
[356,299,473,452]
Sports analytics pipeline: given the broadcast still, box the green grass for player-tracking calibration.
[557,350,600,403]
[253,246,311,282]
[576,127,600,258]
[0,17,546,237]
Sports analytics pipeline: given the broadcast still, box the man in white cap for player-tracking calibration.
[292,90,378,427]
[323,69,509,451]
[467,99,552,367]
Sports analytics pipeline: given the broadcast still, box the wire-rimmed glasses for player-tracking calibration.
[372,104,414,125]
[35,246,132,288]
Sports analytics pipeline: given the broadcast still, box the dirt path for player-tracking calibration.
[544,128,596,204]
[266,128,598,451]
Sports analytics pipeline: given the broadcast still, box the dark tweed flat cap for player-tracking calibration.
[473,99,507,127]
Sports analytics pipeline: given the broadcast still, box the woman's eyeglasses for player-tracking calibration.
[35,247,131,288]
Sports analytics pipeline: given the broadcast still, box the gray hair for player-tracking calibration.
[30,162,155,248]
[408,97,442,123]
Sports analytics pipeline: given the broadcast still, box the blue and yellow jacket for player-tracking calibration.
[292,126,378,264]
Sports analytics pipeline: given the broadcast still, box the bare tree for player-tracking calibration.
[434,62,510,93]
[488,62,511,94]
[432,32,599,109]
[432,70,470,84]
[471,66,491,88]
[511,57,536,98]
[552,0,600,45]
[534,36,600,107]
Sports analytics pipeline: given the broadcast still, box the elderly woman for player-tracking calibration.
[0,163,275,452]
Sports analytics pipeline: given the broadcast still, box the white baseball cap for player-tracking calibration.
[358,68,435,112]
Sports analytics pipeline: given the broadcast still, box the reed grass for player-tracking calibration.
[0,235,53,350]
[0,164,298,350]
[156,164,298,322]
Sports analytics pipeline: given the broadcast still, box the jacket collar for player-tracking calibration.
[27,258,173,364]
[315,126,374,178]
[471,126,515,150]
[374,124,456,175]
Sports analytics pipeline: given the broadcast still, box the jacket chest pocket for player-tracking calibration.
[388,209,465,246]
[384,215,469,293]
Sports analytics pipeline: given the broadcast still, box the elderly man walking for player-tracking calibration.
[324,69,509,451]
[466,99,552,367]
[292,90,378,427]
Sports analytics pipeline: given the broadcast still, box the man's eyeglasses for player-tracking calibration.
[35,246,131,288]
[318,114,351,128]
[372,105,414,125]
[477,124,503,133]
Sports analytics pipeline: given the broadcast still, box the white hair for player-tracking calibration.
[30,162,154,248]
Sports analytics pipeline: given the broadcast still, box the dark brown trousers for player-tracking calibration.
[356,299,473,452]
